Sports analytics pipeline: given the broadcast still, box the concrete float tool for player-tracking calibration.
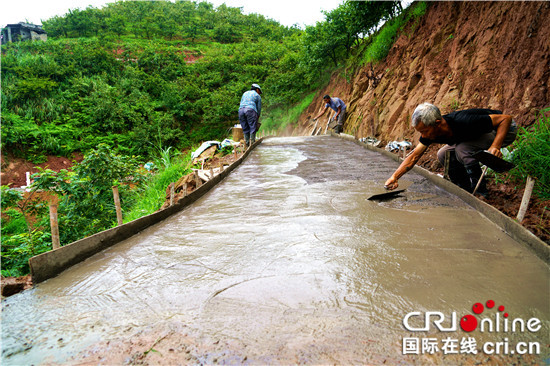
[472,151,515,173]
[367,180,413,200]
[471,151,516,195]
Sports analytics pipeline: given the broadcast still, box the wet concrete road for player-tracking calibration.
[2,136,549,364]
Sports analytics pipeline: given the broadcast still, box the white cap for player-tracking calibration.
[252,83,262,93]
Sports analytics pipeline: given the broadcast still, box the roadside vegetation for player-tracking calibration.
[509,108,550,201]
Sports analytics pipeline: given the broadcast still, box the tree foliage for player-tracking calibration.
[305,0,402,67]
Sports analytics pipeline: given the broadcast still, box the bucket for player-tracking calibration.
[232,125,244,142]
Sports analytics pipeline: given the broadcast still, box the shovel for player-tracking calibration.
[471,151,515,195]
[367,180,412,200]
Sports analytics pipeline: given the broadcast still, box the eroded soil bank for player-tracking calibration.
[2,137,548,365]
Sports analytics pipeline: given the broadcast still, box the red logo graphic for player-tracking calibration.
[460,300,509,332]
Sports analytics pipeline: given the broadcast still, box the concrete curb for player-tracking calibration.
[29,139,263,284]
[332,131,550,264]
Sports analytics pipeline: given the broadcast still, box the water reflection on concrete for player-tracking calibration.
[2,136,549,364]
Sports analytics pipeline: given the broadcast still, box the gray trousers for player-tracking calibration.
[437,121,517,167]
[336,109,346,126]
[328,110,347,130]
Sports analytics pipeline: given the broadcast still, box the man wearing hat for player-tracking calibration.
[238,83,262,147]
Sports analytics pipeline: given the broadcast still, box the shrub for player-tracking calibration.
[510,108,550,200]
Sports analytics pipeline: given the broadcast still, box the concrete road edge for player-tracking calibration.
[29,139,264,284]
[334,132,549,264]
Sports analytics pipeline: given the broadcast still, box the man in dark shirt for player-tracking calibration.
[385,103,517,195]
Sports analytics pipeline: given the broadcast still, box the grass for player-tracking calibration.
[261,92,317,134]
[509,108,550,200]
[361,1,428,65]
[123,152,193,222]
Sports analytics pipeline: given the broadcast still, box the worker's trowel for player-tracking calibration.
[367,180,413,201]
[472,151,515,173]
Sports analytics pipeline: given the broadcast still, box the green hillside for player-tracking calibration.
[1,0,404,276]
[1,0,404,160]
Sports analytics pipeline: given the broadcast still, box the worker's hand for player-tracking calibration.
[488,146,503,159]
[313,117,318,122]
[384,177,399,190]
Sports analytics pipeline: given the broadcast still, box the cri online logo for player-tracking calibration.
[403,300,542,333]
[461,300,504,332]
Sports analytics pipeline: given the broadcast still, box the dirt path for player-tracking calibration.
[2,136,548,365]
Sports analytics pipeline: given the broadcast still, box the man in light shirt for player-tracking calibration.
[238,83,262,147]
[313,95,347,134]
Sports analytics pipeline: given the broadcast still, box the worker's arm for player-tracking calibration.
[334,106,342,119]
[314,106,328,120]
[488,114,513,158]
[384,142,428,190]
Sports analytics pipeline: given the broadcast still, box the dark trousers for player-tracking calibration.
[238,108,258,135]
[436,121,517,168]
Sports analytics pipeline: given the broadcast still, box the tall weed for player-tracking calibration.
[124,149,193,222]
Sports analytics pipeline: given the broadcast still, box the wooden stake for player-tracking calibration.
[112,186,123,226]
[311,120,318,136]
[169,182,175,206]
[472,166,488,195]
[184,182,188,197]
[210,167,214,180]
[517,175,535,222]
[194,170,202,188]
[49,203,60,250]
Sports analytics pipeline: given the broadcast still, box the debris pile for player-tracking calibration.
[359,136,381,147]
[160,139,245,210]
[385,140,412,152]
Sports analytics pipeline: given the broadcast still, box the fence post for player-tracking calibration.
[112,186,123,226]
[517,175,535,223]
[443,150,451,180]
[49,203,60,250]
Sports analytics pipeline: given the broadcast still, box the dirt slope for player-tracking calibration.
[293,1,550,242]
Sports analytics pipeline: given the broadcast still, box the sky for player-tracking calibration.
[1,0,344,30]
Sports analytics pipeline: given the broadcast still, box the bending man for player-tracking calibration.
[314,95,347,134]
[238,83,262,147]
[385,103,517,196]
